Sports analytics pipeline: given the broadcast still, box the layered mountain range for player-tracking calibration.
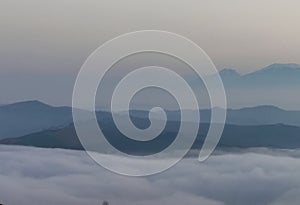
[0,100,300,152]
[1,63,300,152]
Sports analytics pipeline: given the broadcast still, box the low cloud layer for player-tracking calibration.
[1,145,300,205]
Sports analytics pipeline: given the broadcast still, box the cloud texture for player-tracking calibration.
[0,145,300,205]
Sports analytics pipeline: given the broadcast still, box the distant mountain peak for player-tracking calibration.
[242,63,300,79]
[261,63,300,72]
[1,100,52,109]
[240,105,285,111]
[219,68,241,77]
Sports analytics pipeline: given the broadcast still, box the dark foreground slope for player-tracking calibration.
[1,123,300,153]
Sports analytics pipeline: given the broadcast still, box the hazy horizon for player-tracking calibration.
[1,62,300,110]
[1,0,300,107]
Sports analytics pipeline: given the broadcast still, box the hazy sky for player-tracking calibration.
[0,0,300,105]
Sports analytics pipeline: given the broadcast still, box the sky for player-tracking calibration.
[0,0,300,105]
[1,145,300,205]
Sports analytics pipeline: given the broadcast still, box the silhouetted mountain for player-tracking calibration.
[220,63,300,86]
[226,105,300,126]
[219,68,241,80]
[0,100,89,139]
[2,122,300,152]
[0,126,83,150]
[1,100,300,140]
[128,106,300,127]
[244,63,300,80]
[218,63,300,109]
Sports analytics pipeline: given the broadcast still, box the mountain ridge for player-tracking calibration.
[2,122,300,152]
[219,63,300,77]
[1,100,300,140]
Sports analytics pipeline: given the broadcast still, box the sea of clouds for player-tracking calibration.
[1,145,300,205]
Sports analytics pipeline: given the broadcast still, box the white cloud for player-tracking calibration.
[1,145,300,205]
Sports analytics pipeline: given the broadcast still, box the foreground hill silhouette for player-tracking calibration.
[1,121,300,153]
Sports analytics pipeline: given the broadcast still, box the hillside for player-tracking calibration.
[2,122,300,153]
